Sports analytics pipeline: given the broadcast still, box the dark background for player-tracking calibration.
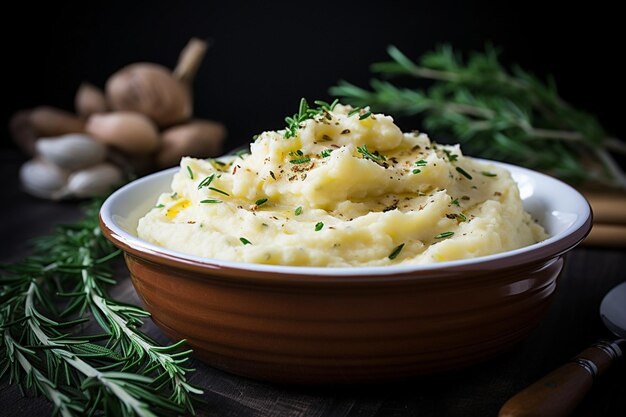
[4,1,625,152]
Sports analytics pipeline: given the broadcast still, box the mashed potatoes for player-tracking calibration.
[138,103,547,266]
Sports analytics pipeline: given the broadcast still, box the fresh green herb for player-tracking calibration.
[0,199,202,416]
[289,150,304,156]
[295,206,303,216]
[186,166,194,179]
[347,107,362,117]
[197,174,215,189]
[388,243,405,260]
[255,198,268,206]
[412,169,421,174]
[208,187,229,196]
[200,199,222,204]
[434,231,455,239]
[171,192,178,199]
[214,160,226,166]
[456,166,473,180]
[289,157,311,164]
[283,98,339,139]
[359,111,372,120]
[320,149,333,158]
[481,171,497,177]
[451,198,460,206]
[240,237,252,245]
[315,222,324,231]
[155,204,165,208]
[357,145,386,162]
[456,213,467,221]
[443,149,458,162]
[415,159,427,166]
[235,148,250,159]
[330,44,626,189]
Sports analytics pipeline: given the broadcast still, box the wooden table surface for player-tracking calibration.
[1,150,624,417]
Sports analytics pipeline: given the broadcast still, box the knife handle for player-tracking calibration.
[498,340,623,417]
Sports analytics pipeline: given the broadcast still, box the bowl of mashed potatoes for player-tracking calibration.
[100,102,591,383]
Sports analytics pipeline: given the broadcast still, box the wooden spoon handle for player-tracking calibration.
[498,340,623,417]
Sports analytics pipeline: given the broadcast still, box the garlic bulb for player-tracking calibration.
[29,106,86,137]
[157,120,226,168]
[64,163,124,198]
[105,38,207,127]
[75,83,107,118]
[86,111,160,155]
[19,158,69,200]
[36,134,107,170]
[106,63,191,127]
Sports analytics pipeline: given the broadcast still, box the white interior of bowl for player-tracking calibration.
[101,159,591,275]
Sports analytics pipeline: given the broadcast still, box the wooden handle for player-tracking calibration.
[499,340,623,417]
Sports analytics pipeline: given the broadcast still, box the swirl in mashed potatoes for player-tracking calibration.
[137,104,547,266]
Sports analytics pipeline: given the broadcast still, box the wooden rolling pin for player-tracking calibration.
[581,190,626,248]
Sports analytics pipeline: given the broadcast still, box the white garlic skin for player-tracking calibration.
[36,134,108,170]
[65,162,124,198]
[19,158,69,200]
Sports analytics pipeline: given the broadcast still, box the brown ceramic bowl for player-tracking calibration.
[100,160,592,384]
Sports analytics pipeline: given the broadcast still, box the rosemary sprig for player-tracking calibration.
[0,199,202,416]
[330,45,626,189]
[283,98,339,138]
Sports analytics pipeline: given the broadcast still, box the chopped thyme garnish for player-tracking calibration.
[357,145,386,162]
[443,150,458,162]
[154,204,165,208]
[289,150,304,157]
[255,198,268,206]
[239,237,252,245]
[413,169,421,174]
[434,231,455,239]
[320,149,333,158]
[289,157,311,164]
[295,206,303,216]
[214,160,226,166]
[208,187,229,196]
[186,166,194,179]
[451,198,460,206]
[481,171,497,177]
[347,107,362,117]
[456,213,467,222]
[315,222,324,231]
[235,149,250,159]
[171,192,178,199]
[200,199,222,204]
[197,174,215,189]
[415,159,427,166]
[388,243,405,260]
[456,166,473,180]
[359,111,372,120]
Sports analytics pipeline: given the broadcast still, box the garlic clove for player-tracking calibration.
[105,63,191,127]
[29,106,86,137]
[19,158,69,200]
[156,120,226,168]
[9,110,38,155]
[36,134,108,171]
[86,111,160,155]
[75,83,107,118]
[64,162,124,198]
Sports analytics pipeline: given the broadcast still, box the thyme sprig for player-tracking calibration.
[330,45,626,189]
[0,199,202,416]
